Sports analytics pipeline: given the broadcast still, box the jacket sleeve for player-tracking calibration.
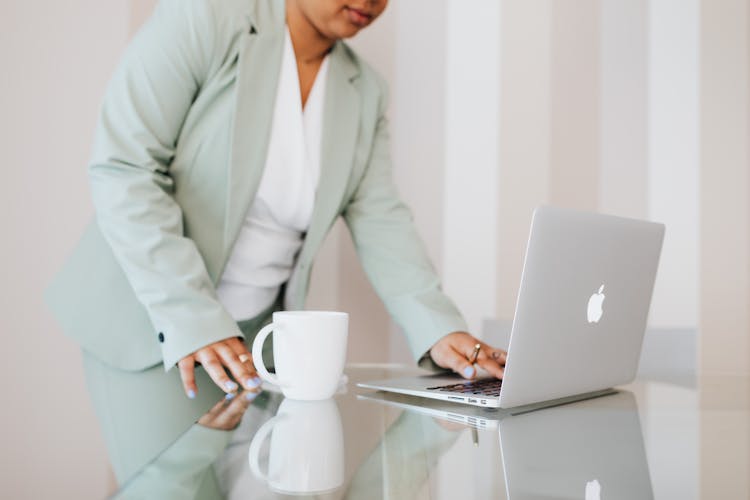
[342,85,468,370]
[88,0,243,370]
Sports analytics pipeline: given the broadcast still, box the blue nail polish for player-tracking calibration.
[225,381,238,391]
[187,389,196,399]
[463,366,475,378]
[245,392,258,401]
[246,377,261,388]
[225,392,235,400]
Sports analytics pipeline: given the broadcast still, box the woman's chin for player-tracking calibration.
[327,20,366,40]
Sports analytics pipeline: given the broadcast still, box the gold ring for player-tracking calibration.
[469,343,481,364]
[239,354,250,363]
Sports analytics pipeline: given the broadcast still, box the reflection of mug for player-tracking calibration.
[251,311,348,400]
[248,398,344,495]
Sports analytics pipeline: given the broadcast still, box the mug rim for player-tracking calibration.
[273,310,348,318]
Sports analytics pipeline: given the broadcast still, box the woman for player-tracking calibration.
[46,0,507,482]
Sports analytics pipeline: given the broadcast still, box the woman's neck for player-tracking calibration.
[286,1,336,65]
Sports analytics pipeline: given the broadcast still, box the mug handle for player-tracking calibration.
[247,416,278,481]
[251,323,281,386]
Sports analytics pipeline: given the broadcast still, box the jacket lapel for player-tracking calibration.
[221,4,361,291]
[301,41,361,257]
[222,3,285,257]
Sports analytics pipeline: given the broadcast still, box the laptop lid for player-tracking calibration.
[499,206,664,408]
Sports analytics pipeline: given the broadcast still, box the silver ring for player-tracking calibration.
[238,354,250,363]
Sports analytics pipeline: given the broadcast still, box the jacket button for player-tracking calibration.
[158,332,165,343]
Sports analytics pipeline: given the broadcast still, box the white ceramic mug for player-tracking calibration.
[251,311,348,400]
[247,398,344,495]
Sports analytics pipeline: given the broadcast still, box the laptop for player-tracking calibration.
[358,205,664,409]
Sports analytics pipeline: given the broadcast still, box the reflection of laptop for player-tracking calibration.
[358,206,664,409]
[356,387,616,430]
[499,390,653,499]
[357,390,507,430]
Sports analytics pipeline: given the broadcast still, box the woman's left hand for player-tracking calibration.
[429,332,507,380]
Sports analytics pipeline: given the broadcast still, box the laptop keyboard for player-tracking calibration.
[426,378,503,397]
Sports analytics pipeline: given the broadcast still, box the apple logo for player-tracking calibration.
[585,479,601,500]
[587,285,606,323]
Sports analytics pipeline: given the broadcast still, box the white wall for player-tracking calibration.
[600,0,648,222]
[699,0,750,379]
[497,0,552,320]
[442,0,501,335]
[0,1,130,498]
[648,0,700,329]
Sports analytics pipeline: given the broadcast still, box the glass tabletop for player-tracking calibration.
[111,364,750,499]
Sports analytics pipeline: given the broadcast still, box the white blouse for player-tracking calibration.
[216,29,330,320]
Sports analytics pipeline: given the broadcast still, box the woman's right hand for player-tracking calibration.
[177,337,262,398]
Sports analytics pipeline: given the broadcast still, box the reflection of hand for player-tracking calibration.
[198,390,259,431]
[431,417,467,432]
[178,337,262,398]
[429,332,507,379]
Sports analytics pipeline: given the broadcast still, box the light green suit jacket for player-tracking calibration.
[45,0,467,371]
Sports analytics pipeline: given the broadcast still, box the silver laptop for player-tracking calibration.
[358,205,665,409]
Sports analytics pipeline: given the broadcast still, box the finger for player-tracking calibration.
[225,338,261,388]
[195,349,238,393]
[473,343,506,379]
[210,396,250,431]
[226,337,252,363]
[432,417,467,432]
[475,350,505,379]
[452,336,505,366]
[214,343,257,390]
[488,347,507,365]
[434,346,477,379]
[225,389,255,420]
[177,356,198,399]
[198,399,226,428]
[199,398,227,424]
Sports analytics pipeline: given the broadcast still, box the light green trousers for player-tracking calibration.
[82,306,276,486]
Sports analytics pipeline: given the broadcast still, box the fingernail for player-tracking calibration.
[225,392,235,400]
[245,392,258,401]
[187,389,196,399]
[463,366,475,378]
[246,377,261,388]
[224,380,238,392]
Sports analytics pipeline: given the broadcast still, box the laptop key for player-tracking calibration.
[427,378,503,397]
